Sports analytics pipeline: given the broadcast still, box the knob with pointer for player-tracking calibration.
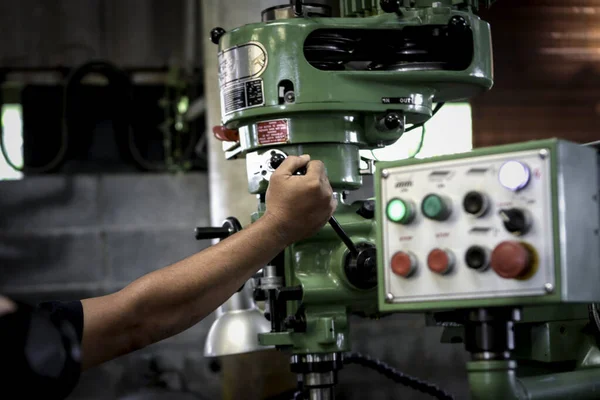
[498,208,531,236]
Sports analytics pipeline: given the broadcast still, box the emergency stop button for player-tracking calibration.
[427,248,455,275]
[490,241,534,279]
[391,251,418,278]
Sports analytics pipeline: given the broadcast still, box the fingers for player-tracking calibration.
[274,155,310,176]
[329,197,338,218]
[305,159,326,179]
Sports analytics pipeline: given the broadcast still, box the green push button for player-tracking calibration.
[386,198,414,224]
[422,194,451,221]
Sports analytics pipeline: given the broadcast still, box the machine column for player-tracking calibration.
[290,353,344,400]
[464,308,522,400]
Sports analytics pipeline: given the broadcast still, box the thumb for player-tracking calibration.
[275,155,310,176]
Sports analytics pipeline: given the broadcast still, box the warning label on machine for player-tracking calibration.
[222,79,265,114]
[257,119,289,146]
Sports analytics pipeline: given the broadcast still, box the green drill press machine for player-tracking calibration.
[197,1,600,398]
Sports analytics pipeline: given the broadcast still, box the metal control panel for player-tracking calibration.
[376,139,600,311]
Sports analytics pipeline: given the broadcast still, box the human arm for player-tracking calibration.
[80,155,337,370]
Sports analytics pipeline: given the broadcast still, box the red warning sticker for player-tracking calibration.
[257,119,289,146]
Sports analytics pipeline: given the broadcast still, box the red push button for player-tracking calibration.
[427,248,455,275]
[490,241,533,279]
[391,251,418,278]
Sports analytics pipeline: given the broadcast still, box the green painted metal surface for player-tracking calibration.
[217,8,500,189]
[520,305,590,323]
[467,360,524,400]
[218,8,493,142]
[514,320,589,363]
[375,139,564,312]
[518,369,600,400]
[467,359,600,400]
[258,201,379,354]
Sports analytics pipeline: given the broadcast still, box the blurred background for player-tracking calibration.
[0,0,598,399]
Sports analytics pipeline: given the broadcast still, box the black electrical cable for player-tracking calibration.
[0,61,138,173]
[409,125,426,159]
[343,352,455,400]
[62,60,168,172]
[403,102,445,159]
[0,67,74,173]
[110,63,201,172]
[0,60,200,173]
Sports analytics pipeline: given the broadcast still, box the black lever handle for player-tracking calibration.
[194,217,244,292]
[195,217,242,241]
[295,166,307,176]
[194,227,231,240]
[329,216,359,257]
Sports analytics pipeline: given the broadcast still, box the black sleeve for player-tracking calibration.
[0,300,83,400]
[37,300,85,344]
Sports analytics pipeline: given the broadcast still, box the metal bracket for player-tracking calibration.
[359,156,375,175]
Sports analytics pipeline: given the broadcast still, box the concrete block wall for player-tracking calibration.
[0,173,222,399]
[0,174,211,294]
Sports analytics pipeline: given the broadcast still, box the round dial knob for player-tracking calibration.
[498,161,530,191]
[345,246,377,290]
[463,191,489,217]
[490,241,534,279]
[385,113,403,130]
[386,198,415,224]
[268,151,287,170]
[499,208,531,236]
[427,248,455,275]
[378,112,405,132]
[465,246,490,271]
[391,251,418,278]
[210,27,226,45]
[422,194,452,221]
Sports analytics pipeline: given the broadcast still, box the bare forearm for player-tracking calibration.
[127,214,286,341]
[81,215,286,369]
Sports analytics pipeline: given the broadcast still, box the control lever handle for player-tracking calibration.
[194,227,231,240]
[194,217,245,292]
[194,217,242,241]
[269,152,358,257]
[329,216,359,258]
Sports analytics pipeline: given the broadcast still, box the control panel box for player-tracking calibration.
[376,139,600,312]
